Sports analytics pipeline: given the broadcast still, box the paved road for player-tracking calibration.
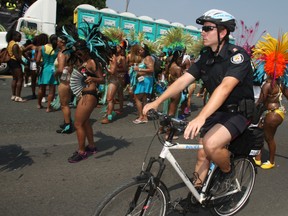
[1,76,288,216]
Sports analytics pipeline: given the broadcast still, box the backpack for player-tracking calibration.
[0,48,11,63]
[151,54,163,74]
[228,126,264,156]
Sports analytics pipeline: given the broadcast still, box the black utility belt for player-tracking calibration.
[219,99,255,120]
[219,104,239,113]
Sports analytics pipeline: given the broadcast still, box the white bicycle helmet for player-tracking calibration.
[196,9,236,32]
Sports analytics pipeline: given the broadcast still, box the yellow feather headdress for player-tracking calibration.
[157,27,195,55]
[252,32,288,85]
[102,27,126,47]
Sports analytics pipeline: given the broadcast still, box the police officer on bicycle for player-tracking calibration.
[143,9,254,193]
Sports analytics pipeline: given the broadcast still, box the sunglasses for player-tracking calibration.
[202,26,217,32]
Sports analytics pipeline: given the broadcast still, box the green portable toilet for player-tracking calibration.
[99,8,120,29]
[119,12,139,35]
[74,5,100,38]
[138,15,156,41]
[185,25,201,41]
[155,19,170,40]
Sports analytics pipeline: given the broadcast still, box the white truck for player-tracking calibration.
[0,0,57,74]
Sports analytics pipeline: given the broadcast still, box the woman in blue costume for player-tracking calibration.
[132,43,154,124]
[36,34,59,112]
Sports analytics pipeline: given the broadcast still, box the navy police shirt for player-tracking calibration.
[187,42,254,107]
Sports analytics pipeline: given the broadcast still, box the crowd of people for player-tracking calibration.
[3,9,288,175]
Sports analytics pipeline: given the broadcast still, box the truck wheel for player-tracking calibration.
[0,63,10,75]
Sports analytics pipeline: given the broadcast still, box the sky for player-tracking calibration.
[106,0,288,45]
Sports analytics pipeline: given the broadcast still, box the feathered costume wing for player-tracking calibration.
[61,19,114,100]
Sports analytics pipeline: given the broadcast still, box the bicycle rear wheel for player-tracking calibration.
[94,178,170,216]
[212,157,256,216]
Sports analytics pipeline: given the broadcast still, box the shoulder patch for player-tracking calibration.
[231,53,244,64]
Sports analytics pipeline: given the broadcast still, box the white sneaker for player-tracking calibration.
[23,83,28,87]
[11,95,16,101]
[42,97,47,103]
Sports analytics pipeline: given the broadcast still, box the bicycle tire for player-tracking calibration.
[211,157,256,216]
[94,178,170,216]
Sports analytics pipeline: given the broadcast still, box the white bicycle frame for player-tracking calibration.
[158,140,241,204]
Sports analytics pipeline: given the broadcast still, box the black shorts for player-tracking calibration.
[8,59,21,70]
[200,111,250,140]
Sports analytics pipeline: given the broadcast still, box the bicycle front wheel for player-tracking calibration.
[94,178,170,216]
[212,157,256,216]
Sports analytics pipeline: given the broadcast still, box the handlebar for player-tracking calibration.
[148,109,188,133]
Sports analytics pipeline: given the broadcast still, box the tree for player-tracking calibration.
[56,0,106,30]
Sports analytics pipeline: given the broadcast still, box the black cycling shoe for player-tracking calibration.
[210,165,235,196]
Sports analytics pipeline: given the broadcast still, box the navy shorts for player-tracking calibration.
[200,111,250,140]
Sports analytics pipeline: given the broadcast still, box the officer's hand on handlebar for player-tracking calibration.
[143,101,159,116]
[183,116,206,140]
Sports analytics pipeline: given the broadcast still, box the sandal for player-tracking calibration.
[133,119,145,124]
[37,105,43,109]
[261,160,275,169]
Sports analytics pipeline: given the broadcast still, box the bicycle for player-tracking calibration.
[94,110,259,216]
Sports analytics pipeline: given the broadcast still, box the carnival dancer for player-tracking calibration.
[54,35,73,134]
[101,27,127,124]
[125,31,144,107]
[36,34,59,112]
[6,30,27,102]
[132,43,155,124]
[62,23,113,163]
[157,27,195,118]
[252,33,288,169]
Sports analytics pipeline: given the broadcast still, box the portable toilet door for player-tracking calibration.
[119,12,139,35]
[99,8,120,29]
[74,5,100,38]
[138,16,156,41]
[155,19,171,40]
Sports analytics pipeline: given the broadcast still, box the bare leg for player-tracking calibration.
[58,83,72,124]
[46,84,56,112]
[168,93,181,116]
[194,148,210,186]
[74,95,97,153]
[134,93,144,120]
[11,70,17,96]
[31,70,37,97]
[263,113,283,164]
[37,85,45,108]
[15,68,23,97]
[203,124,232,173]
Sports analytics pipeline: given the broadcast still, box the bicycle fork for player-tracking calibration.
[127,157,166,216]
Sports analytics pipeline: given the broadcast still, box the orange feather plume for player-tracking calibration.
[253,32,288,80]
